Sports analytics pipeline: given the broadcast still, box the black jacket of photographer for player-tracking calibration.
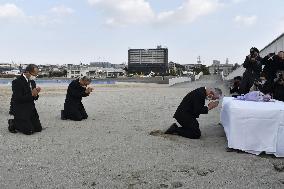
[262,54,277,81]
[243,55,262,78]
[240,55,262,94]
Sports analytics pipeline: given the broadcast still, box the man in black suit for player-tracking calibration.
[165,87,222,139]
[8,64,42,135]
[61,76,93,121]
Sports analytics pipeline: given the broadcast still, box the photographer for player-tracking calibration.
[249,73,272,95]
[230,76,242,97]
[273,51,284,101]
[239,47,262,94]
[262,52,277,81]
[273,71,284,102]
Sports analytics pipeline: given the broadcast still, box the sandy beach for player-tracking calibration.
[0,76,283,189]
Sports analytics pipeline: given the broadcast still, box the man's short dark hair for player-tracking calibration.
[250,47,259,53]
[25,64,38,73]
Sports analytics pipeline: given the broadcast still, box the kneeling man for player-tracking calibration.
[8,64,42,135]
[61,76,93,121]
[165,87,222,139]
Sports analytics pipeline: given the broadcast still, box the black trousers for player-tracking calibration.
[14,109,42,135]
[175,114,201,139]
[274,84,284,102]
[64,103,88,121]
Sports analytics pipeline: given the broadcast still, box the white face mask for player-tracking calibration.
[30,75,36,80]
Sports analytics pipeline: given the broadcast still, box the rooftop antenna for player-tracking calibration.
[197,56,201,64]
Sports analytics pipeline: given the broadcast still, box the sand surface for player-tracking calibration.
[0,76,283,189]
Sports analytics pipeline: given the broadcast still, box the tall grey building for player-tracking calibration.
[128,46,168,74]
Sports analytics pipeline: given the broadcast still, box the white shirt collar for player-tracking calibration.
[23,74,29,83]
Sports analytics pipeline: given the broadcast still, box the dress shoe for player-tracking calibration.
[165,123,178,134]
[8,119,17,133]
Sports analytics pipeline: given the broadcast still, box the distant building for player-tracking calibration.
[67,64,89,78]
[128,46,168,75]
[183,64,203,72]
[90,62,112,68]
[209,60,233,76]
[168,61,185,76]
[0,63,20,74]
[67,64,125,78]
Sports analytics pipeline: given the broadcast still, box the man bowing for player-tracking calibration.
[165,87,222,139]
[61,76,93,121]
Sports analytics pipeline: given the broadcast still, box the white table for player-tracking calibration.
[220,97,284,157]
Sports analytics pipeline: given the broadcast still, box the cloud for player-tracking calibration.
[88,0,223,27]
[0,3,25,19]
[234,15,257,26]
[88,0,155,27]
[231,0,246,3]
[157,0,222,24]
[50,5,74,16]
[0,3,74,26]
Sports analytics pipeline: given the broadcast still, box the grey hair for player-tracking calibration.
[25,64,38,73]
[80,76,92,82]
[213,88,222,97]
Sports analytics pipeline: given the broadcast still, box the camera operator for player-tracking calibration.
[239,47,262,94]
[249,73,272,95]
[262,52,277,81]
[230,76,242,97]
[273,51,284,101]
[273,71,284,101]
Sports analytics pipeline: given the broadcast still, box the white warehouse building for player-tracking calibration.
[260,33,284,57]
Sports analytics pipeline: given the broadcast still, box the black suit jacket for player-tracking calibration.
[64,79,89,105]
[174,87,208,119]
[10,74,39,118]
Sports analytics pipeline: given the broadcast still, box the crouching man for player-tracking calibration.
[165,87,222,139]
[61,76,93,121]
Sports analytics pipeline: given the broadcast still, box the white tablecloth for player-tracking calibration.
[220,97,284,157]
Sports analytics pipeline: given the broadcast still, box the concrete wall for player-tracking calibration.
[169,72,203,86]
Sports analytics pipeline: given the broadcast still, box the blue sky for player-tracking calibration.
[0,0,283,65]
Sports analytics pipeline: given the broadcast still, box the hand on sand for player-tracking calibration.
[208,101,219,110]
